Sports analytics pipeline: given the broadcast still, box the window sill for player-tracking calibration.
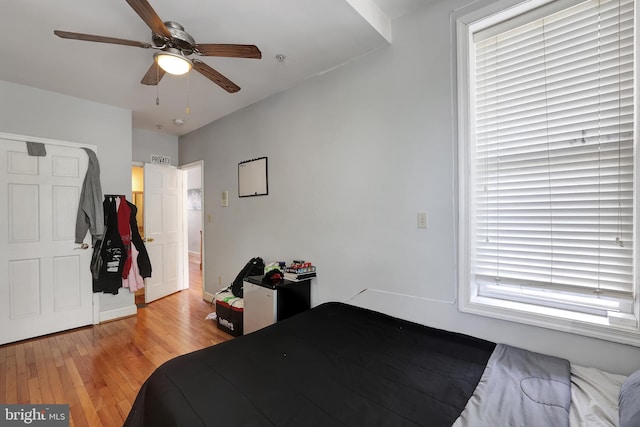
[459,294,640,347]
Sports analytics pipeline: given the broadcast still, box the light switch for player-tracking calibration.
[417,212,428,229]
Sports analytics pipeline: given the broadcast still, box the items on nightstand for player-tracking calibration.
[284,260,316,281]
[262,269,284,285]
[264,262,285,274]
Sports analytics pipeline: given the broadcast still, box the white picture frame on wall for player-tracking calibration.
[238,157,268,197]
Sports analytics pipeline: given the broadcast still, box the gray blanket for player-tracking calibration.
[453,344,571,427]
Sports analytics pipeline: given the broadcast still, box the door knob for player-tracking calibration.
[144,237,154,242]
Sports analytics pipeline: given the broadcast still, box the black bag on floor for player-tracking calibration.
[230,257,265,297]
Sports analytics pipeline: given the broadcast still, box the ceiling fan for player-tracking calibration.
[54,0,261,93]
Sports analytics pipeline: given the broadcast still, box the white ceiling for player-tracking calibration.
[0,0,429,136]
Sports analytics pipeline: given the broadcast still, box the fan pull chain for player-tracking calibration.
[186,71,190,114]
[156,64,160,106]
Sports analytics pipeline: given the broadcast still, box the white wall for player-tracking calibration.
[179,0,640,374]
[0,80,134,316]
[132,128,179,166]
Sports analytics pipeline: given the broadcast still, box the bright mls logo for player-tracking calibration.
[0,405,69,426]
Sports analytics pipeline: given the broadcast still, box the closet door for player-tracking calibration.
[144,163,184,303]
[0,138,94,345]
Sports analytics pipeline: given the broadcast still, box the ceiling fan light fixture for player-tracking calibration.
[154,48,192,75]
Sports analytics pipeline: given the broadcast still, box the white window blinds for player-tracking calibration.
[473,0,635,302]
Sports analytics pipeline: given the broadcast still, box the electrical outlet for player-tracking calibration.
[417,212,428,229]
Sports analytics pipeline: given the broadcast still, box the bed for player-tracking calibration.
[124,302,639,427]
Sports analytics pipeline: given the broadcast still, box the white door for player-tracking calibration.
[0,138,94,345]
[144,163,184,303]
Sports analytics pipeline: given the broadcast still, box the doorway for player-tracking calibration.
[131,161,204,306]
[131,163,146,307]
[182,161,204,298]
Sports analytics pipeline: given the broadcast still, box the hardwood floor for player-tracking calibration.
[0,255,230,426]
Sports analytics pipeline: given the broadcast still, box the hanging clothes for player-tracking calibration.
[123,244,145,292]
[121,199,151,292]
[93,197,126,294]
[117,196,133,278]
[127,200,152,279]
[92,195,151,294]
[75,148,104,244]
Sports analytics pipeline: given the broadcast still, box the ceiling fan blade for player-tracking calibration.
[54,30,151,48]
[125,0,171,38]
[193,44,262,59]
[192,60,240,93]
[141,62,166,85]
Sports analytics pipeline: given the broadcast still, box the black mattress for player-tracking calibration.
[124,302,496,427]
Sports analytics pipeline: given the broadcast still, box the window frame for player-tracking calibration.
[455,0,640,346]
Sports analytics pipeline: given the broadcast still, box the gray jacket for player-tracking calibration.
[75,147,104,244]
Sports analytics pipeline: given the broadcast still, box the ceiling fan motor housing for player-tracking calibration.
[152,21,195,55]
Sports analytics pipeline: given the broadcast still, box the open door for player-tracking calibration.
[143,163,184,303]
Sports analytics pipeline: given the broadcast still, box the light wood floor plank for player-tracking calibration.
[40,338,67,404]
[15,344,30,404]
[0,259,231,426]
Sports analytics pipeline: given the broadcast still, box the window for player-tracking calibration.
[456,0,638,344]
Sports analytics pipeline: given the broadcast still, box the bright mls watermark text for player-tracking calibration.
[0,405,69,426]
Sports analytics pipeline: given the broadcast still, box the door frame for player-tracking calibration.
[180,160,205,299]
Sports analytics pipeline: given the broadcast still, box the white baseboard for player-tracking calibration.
[204,290,215,305]
[99,304,137,323]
